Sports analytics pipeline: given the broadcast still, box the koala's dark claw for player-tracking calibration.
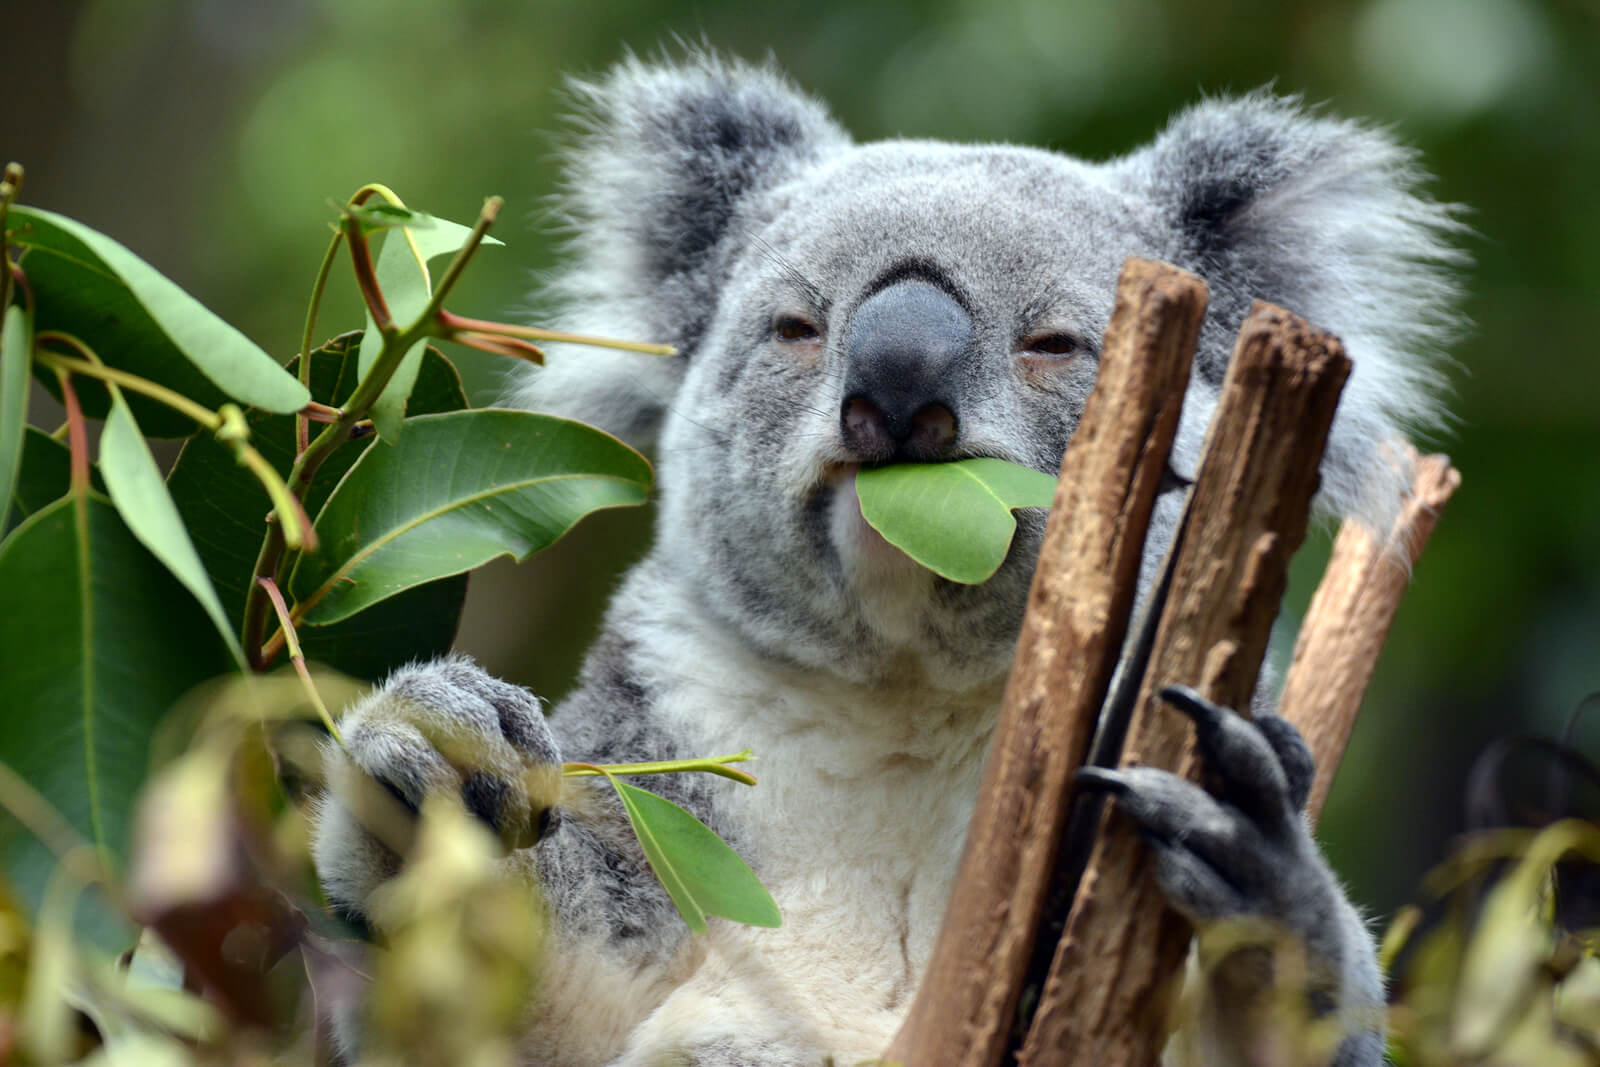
[1074,766,1130,795]
[1158,684,1227,729]
[1158,686,1297,832]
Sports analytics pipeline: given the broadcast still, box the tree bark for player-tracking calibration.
[1279,452,1461,822]
[884,258,1208,1067]
[1016,302,1350,1067]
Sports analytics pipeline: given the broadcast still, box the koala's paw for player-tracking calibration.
[1079,688,1385,1065]
[1076,685,1330,935]
[312,655,561,921]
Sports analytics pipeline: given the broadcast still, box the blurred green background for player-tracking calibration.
[4,0,1597,921]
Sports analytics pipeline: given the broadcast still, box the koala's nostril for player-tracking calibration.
[909,402,957,455]
[841,394,894,460]
[840,394,959,462]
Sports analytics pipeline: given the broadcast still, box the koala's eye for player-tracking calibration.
[1023,332,1081,357]
[774,314,822,343]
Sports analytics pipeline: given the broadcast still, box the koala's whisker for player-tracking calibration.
[749,231,825,307]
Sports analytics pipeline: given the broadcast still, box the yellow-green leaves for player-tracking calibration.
[100,391,246,668]
[1385,819,1600,1067]
[1451,820,1600,1057]
[7,207,308,435]
[0,303,31,531]
[855,457,1057,583]
[356,211,503,441]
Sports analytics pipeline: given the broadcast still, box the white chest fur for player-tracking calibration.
[618,607,1002,1060]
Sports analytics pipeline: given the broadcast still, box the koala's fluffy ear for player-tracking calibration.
[509,52,850,445]
[1117,93,1467,524]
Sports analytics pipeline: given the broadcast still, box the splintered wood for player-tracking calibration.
[884,258,1208,1067]
[1015,302,1350,1067]
[1280,453,1461,823]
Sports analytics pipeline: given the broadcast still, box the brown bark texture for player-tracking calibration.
[1015,301,1351,1067]
[1278,452,1461,823]
[884,258,1208,1067]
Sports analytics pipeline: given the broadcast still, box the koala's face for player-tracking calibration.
[521,57,1460,692]
[657,145,1174,687]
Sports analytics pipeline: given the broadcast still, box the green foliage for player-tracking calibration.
[290,409,651,624]
[356,203,502,441]
[1383,820,1600,1066]
[99,391,246,668]
[856,457,1058,583]
[0,168,781,1061]
[165,336,473,684]
[0,493,234,952]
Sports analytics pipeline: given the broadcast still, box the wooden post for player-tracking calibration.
[1279,452,1461,822]
[1016,302,1351,1067]
[884,259,1208,1067]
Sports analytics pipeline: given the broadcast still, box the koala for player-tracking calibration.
[313,53,1463,1065]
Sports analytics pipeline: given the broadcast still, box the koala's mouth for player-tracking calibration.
[814,462,925,578]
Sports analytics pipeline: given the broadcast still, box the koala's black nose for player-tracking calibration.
[840,279,971,462]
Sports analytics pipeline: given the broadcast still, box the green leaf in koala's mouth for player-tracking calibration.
[855,458,1058,584]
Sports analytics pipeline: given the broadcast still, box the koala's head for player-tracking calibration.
[512,54,1464,690]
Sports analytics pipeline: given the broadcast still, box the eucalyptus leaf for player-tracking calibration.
[607,779,781,933]
[166,336,470,680]
[855,457,1057,583]
[0,493,233,952]
[290,409,651,625]
[99,391,247,668]
[8,206,308,434]
[356,211,502,441]
[1,302,32,531]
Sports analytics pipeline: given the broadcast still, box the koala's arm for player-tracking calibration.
[311,654,701,1062]
[1081,689,1383,1067]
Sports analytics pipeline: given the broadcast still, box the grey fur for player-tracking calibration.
[315,52,1464,1065]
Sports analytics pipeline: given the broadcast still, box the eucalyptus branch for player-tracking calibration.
[343,213,393,335]
[0,162,22,314]
[434,311,678,357]
[53,367,89,493]
[339,183,413,338]
[240,296,442,666]
[33,346,312,552]
[38,339,223,430]
[296,230,345,453]
[562,750,758,787]
[243,189,511,669]
[417,196,502,321]
[255,577,343,746]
